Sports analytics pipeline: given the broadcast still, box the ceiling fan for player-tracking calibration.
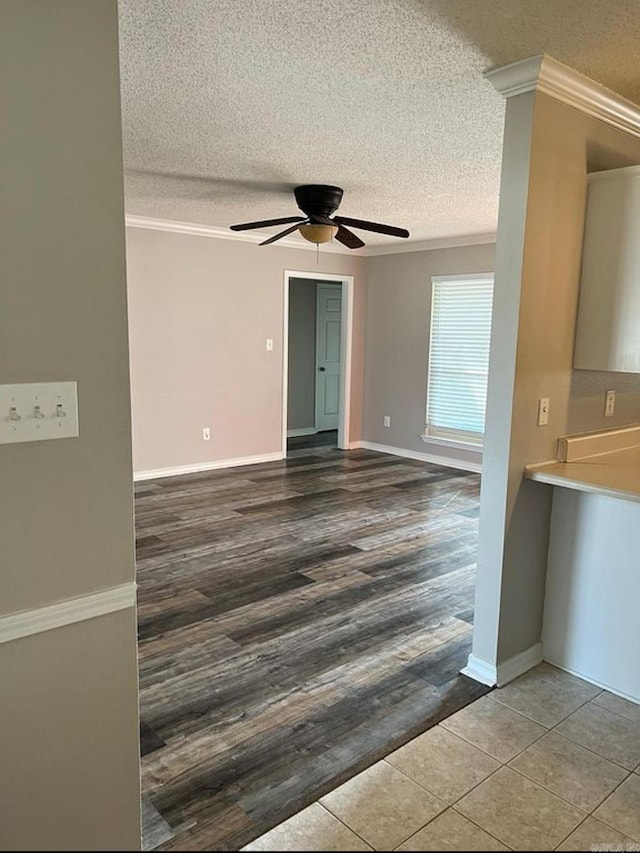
[229,184,409,249]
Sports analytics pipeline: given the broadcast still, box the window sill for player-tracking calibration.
[420,434,484,453]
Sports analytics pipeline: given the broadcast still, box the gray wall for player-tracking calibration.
[363,245,496,466]
[0,2,140,848]
[287,278,317,431]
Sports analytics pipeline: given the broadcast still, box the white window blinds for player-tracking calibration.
[426,274,494,444]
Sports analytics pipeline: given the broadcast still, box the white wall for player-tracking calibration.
[543,489,640,702]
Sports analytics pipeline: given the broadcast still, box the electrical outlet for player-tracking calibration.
[604,389,616,417]
[266,338,274,351]
[537,397,550,426]
[202,427,211,441]
[383,415,391,428]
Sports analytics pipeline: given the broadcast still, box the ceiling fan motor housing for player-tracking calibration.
[294,184,343,219]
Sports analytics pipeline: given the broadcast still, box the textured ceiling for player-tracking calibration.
[118,0,640,247]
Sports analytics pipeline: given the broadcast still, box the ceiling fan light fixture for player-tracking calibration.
[230,184,408,249]
[299,223,338,244]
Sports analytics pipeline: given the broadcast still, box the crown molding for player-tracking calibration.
[126,214,495,257]
[365,232,496,256]
[125,214,360,254]
[485,54,545,98]
[485,54,640,139]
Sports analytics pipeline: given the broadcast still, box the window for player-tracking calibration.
[425,274,494,446]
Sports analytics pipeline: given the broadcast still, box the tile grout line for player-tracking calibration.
[318,747,493,851]
[486,672,602,728]
[446,762,590,852]
[438,701,549,763]
[439,684,640,847]
[423,698,621,845]
[388,755,513,851]
[436,692,637,816]
[390,799,511,851]
[505,759,598,816]
[449,801,518,850]
[315,801,375,849]
[548,710,640,772]
[584,773,640,843]
[591,693,640,725]
[382,738,504,803]
[453,680,640,772]
[551,811,592,851]
[381,735,513,847]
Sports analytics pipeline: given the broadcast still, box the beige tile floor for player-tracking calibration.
[242,664,640,851]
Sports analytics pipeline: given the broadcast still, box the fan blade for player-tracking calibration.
[259,220,309,245]
[335,225,365,249]
[230,216,305,232]
[334,215,409,238]
[308,215,365,250]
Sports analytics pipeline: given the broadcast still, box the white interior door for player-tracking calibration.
[315,283,342,431]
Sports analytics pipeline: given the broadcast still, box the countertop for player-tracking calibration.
[525,444,640,503]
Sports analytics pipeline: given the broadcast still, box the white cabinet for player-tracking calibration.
[574,165,640,373]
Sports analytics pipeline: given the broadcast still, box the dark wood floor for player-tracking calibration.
[135,445,488,851]
[287,429,338,451]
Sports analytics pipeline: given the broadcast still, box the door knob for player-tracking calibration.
[318,366,326,371]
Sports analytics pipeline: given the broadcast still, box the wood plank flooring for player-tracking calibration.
[135,444,489,851]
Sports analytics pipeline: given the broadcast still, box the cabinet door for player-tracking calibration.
[573,167,640,373]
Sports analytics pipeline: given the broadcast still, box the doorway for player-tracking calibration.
[282,270,354,457]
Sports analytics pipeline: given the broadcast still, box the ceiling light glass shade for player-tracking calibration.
[299,223,338,244]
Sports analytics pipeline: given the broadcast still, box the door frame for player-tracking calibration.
[283,270,355,456]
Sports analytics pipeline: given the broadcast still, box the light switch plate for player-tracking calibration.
[604,389,616,417]
[537,397,550,426]
[0,382,79,444]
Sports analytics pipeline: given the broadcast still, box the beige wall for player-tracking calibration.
[126,227,366,473]
[363,245,495,465]
[568,369,640,433]
[0,611,140,851]
[0,2,140,849]
[287,278,317,432]
[473,90,640,668]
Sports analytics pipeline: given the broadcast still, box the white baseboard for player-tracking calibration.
[462,654,497,686]
[497,642,543,685]
[350,440,482,474]
[287,427,317,437]
[134,452,283,481]
[462,643,543,687]
[0,582,137,644]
